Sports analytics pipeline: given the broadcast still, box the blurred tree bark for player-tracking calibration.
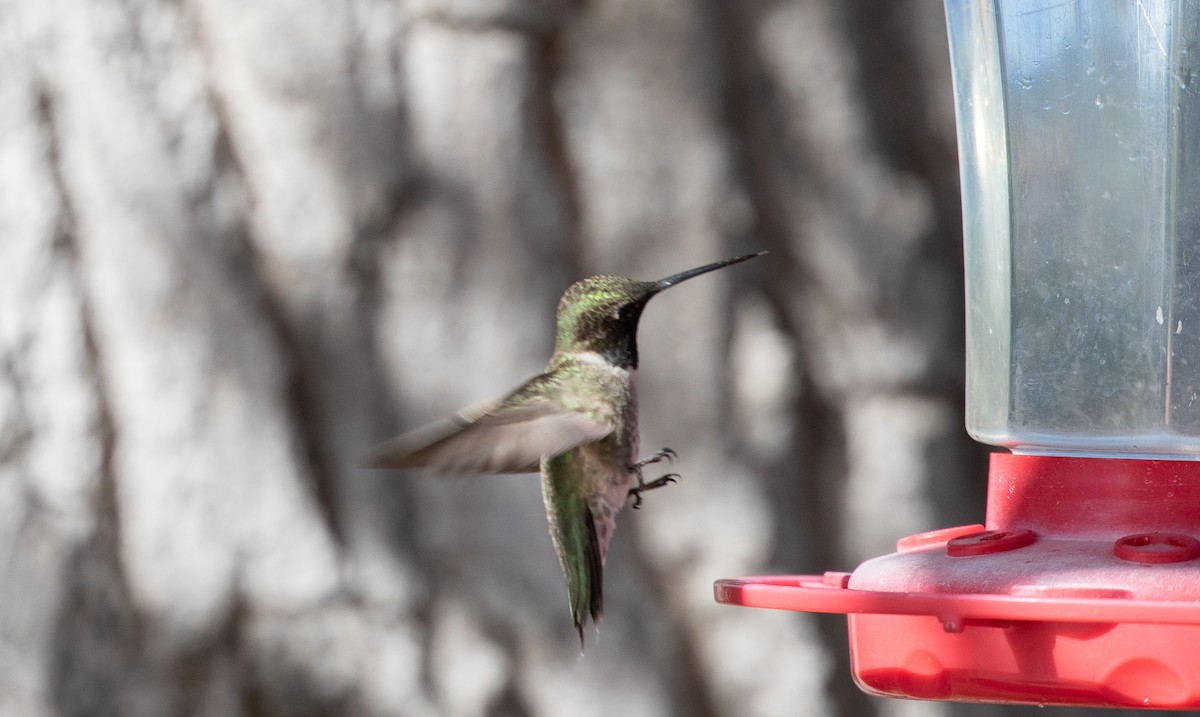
[0,0,1143,716]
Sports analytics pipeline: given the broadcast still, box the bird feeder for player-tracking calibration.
[715,0,1200,709]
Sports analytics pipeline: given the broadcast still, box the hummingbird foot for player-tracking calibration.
[628,473,679,509]
[629,447,678,471]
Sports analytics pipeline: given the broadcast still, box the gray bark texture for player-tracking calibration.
[0,1,1148,716]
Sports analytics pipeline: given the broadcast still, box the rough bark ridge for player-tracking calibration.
[0,0,1133,716]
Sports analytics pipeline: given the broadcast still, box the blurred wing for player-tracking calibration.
[369,382,612,475]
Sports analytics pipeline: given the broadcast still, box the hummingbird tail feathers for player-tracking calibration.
[572,509,604,650]
[543,451,608,650]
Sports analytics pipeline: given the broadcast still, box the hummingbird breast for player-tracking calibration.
[541,352,640,560]
[570,364,637,495]
[590,368,638,501]
[579,368,638,567]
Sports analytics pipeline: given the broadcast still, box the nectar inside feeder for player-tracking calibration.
[716,0,1200,710]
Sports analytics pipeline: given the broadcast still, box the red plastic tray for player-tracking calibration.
[714,454,1200,709]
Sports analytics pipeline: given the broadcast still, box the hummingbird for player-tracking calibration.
[370,251,764,647]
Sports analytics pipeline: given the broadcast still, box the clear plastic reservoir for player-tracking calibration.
[946,0,1200,456]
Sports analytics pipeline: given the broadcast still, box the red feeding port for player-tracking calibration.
[715,454,1200,710]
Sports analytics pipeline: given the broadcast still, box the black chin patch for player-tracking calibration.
[600,306,643,369]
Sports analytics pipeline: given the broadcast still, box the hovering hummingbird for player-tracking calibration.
[370,251,764,647]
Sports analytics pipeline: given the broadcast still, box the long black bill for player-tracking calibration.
[653,251,766,292]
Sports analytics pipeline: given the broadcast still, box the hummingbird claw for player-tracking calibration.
[627,472,680,509]
[628,447,678,472]
[643,473,679,490]
[628,449,681,508]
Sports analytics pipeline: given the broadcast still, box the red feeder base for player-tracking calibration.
[714,453,1200,710]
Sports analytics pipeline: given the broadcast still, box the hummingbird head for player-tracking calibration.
[553,252,765,368]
